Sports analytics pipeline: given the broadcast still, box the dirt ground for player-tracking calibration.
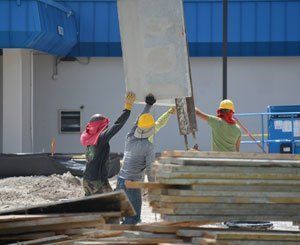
[0,173,298,230]
[0,172,160,223]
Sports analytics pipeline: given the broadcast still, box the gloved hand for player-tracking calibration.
[168,107,176,114]
[124,92,136,110]
[145,94,156,105]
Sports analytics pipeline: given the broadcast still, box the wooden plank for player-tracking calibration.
[0,214,63,223]
[124,181,181,190]
[153,163,300,175]
[150,202,300,211]
[158,157,300,168]
[83,230,124,239]
[217,240,300,245]
[153,189,300,198]
[153,204,299,215]
[162,214,300,222]
[176,229,216,238]
[191,237,217,244]
[161,150,300,160]
[217,231,300,241]
[14,235,70,245]
[149,194,300,204]
[155,171,300,180]
[0,232,56,241]
[156,178,300,186]
[191,185,300,192]
[0,191,135,217]
[74,238,184,244]
[0,214,105,235]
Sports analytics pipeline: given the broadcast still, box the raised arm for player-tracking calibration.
[102,92,135,141]
[148,107,175,143]
[129,94,156,135]
[195,107,209,121]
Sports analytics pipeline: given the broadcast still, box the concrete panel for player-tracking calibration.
[118,0,191,103]
[33,55,300,153]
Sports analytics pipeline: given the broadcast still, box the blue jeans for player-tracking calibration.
[116,177,142,224]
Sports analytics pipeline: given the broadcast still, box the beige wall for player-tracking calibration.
[33,55,300,153]
[0,55,2,152]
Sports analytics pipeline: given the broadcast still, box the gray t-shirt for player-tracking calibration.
[119,105,155,182]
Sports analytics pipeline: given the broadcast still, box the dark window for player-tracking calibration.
[59,110,81,133]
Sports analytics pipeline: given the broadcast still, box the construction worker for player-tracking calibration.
[116,94,176,224]
[195,99,241,152]
[80,92,136,196]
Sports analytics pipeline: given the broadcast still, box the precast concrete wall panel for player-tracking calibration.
[117,0,191,103]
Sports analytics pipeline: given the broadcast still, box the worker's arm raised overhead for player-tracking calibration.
[128,94,156,136]
[102,92,136,141]
[195,107,209,121]
[148,107,175,143]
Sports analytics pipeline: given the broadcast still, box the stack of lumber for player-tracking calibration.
[1,219,299,244]
[146,151,300,223]
[0,191,135,244]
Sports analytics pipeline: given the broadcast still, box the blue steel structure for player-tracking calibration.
[0,0,77,56]
[0,0,300,57]
[235,105,300,154]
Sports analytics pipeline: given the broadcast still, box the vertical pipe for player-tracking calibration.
[291,114,295,154]
[261,114,265,153]
[222,0,228,99]
[184,135,189,151]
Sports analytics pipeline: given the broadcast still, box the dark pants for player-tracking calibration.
[83,179,112,196]
[116,177,141,224]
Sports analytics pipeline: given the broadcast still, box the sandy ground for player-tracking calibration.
[0,173,298,231]
[0,172,160,223]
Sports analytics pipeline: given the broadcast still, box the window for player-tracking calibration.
[59,110,81,133]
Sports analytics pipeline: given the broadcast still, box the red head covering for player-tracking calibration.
[80,117,110,146]
[217,109,236,125]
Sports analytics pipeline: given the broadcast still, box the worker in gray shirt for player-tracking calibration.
[116,94,175,224]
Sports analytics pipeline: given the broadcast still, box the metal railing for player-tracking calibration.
[234,112,300,153]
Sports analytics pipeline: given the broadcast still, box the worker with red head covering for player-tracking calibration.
[80,92,136,196]
[195,99,241,152]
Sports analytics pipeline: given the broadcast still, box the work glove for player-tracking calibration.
[168,107,176,115]
[145,94,156,105]
[124,92,136,110]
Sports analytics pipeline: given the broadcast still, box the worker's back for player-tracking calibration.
[207,115,241,152]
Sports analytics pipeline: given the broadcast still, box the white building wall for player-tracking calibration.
[0,55,2,152]
[2,49,32,153]
[33,54,300,153]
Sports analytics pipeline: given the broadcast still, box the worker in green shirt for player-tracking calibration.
[195,99,241,152]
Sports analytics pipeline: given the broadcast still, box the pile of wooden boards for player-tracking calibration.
[146,150,300,223]
[1,219,299,244]
[0,191,135,244]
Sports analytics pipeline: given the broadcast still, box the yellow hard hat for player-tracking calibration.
[219,99,235,112]
[138,113,155,129]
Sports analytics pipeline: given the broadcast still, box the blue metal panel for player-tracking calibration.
[59,0,300,57]
[268,105,300,154]
[62,0,122,56]
[0,0,77,56]
[1,0,300,57]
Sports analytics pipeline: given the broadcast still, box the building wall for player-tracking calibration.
[0,55,2,152]
[33,55,300,153]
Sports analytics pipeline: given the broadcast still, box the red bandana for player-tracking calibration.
[217,109,236,125]
[80,118,110,146]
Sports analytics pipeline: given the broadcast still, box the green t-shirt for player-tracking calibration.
[207,115,241,152]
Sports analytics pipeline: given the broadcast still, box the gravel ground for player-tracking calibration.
[0,173,298,231]
[0,172,160,223]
